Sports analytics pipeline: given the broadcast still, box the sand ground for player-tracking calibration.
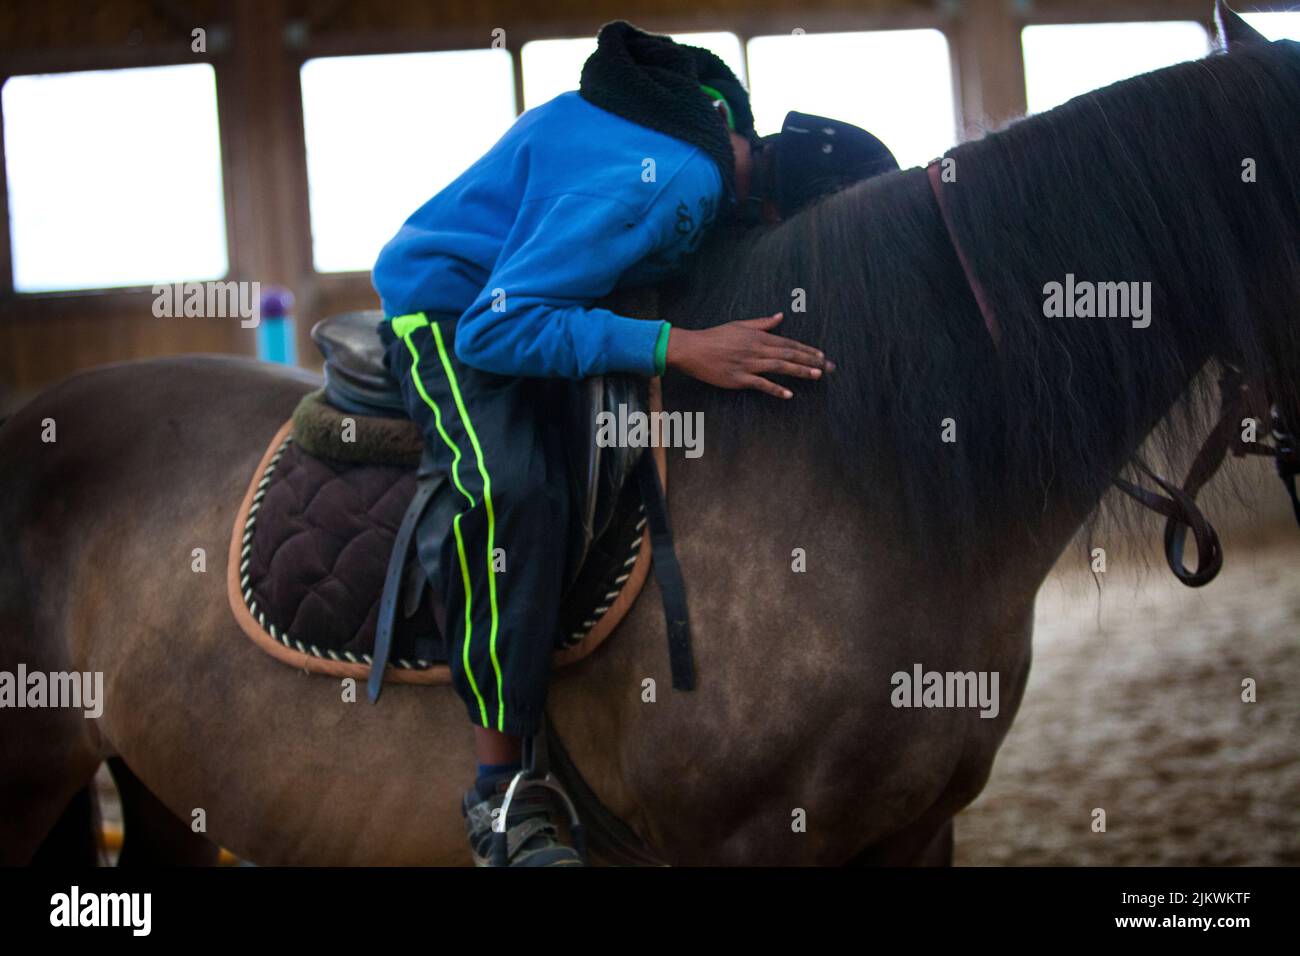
[954,528,1299,865]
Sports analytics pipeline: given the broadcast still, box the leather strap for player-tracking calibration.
[1270,416,1300,526]
[1114,462,1224,587]
[927,160,1001,347]
[544,717,664,866]
[1113,368,1298,587]
[635,448,695,691]
[1280,464,1300,526]
[369,450,443,703]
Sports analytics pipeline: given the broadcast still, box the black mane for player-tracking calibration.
[664,38,1300,557]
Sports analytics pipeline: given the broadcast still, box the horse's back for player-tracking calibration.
[3,354,317,493]
[5,353,318,433]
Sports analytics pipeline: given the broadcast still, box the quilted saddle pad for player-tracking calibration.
[227,419,660,686]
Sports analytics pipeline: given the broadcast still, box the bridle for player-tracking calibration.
[1112,367,1300,585]
[926,159,1300,586]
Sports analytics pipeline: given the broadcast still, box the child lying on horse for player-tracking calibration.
[372,20,896,866]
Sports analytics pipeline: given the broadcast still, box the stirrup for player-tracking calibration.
[491,728,588,866]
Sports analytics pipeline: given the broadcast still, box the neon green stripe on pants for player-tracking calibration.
[395,315,489,728]
[430,322,505,733]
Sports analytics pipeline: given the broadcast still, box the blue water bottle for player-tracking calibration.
[257,286,297,365]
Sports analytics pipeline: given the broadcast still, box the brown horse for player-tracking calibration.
[2,5,1296,865]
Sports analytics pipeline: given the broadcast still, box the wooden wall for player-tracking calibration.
[0,0,1281,410]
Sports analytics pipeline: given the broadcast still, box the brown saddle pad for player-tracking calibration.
[227,409,664,686]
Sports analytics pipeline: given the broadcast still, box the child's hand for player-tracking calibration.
[664,313,834,399]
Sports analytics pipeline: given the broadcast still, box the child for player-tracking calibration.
[373,21,834,866]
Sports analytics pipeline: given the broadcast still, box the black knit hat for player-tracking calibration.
[579,21,755,201]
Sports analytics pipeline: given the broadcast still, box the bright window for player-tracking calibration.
[521,32,745,111]
[300,50,516,274]
[1021,21,1212,114]
[1243,11,1300,41]
[746,30,956,170]
[2,64,228,293]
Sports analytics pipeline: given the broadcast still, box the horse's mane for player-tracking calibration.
[664,38,1300,557]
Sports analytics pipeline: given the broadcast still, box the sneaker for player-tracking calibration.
[462,773,585,867]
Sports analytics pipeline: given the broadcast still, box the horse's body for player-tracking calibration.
[0,353,1051,865]
[2,6,1296,865]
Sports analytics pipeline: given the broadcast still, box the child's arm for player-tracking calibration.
[453,192,670,378]
[455,190,830,393]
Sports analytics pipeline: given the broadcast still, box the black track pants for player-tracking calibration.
[380,312,569,737]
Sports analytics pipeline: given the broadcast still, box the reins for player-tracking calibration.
[926,158,1300,586]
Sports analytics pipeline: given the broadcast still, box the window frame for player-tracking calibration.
[2,61,233,296]
[4,0,1298,317]
[288,8,959,291]
[0,43,235,311]
[1019,18,1215,116]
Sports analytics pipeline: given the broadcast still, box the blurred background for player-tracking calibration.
[2,0,1299,410]
[1,0,1298,865]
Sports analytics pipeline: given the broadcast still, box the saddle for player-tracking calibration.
[311,309,644,583]
[227,292,693,696]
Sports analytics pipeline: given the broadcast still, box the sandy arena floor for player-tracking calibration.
[955,527,1300,865]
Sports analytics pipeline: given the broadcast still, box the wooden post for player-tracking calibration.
[950,0,1028,141]
[221,0,313,358]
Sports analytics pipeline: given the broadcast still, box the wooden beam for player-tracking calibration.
[220,0,313,358]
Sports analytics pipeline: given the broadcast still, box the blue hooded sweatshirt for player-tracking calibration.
[371,91,725,379]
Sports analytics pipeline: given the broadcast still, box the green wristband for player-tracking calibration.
[653,321,671,376]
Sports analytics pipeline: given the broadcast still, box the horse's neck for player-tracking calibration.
[1012,327,1213,584]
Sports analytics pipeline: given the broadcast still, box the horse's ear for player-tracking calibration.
[1216,1,1268,51]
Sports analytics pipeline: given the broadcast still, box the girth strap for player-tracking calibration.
[635,448,696,690]
[369,449,443,703]
[544,715,664,866]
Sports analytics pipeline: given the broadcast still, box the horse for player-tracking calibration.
[2,5,1296,865]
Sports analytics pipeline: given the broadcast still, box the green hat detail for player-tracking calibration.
[698,83,735,132]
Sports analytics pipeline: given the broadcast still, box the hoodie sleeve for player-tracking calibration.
[452,191,678,378]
